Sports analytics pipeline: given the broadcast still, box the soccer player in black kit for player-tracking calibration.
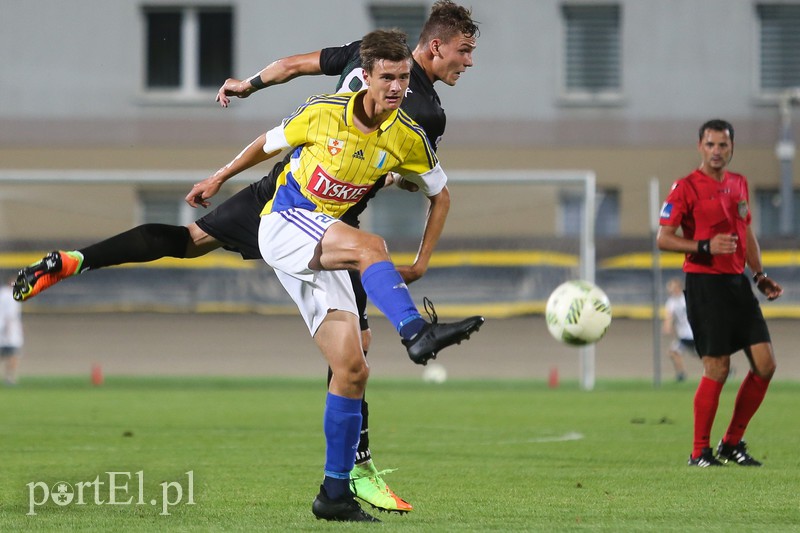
[14,0,479,515]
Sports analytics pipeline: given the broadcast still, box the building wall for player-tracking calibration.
[1,0,798,242]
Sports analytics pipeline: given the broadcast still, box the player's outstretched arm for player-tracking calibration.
[186,135,279,208]
[396,186,450,284]
[216,51,323,107]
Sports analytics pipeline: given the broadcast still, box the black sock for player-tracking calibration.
[356,399,371,464]
[322,476,350,501]
[78,224,191,270]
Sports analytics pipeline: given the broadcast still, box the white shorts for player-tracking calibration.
[258,208,358,335]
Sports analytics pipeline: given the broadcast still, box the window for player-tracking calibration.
[138,188,232,226]
[362,187,425,240]
[755,188,800,236]
[757,4,800,93]
[369,4,427,47]
[561,4,622,102]
[559,188,619,237]
[144,6,233,94]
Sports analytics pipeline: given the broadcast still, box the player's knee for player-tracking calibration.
[755,360,776,380]
[342,360,370,391]
[358,233,390,263]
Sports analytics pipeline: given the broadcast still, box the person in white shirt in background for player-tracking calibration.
[0,276,24,385]
[663,277,695,382]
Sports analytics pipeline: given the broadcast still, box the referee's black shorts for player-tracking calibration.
[684,273,771,356]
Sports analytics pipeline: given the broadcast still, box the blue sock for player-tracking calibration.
[322,393,362,500]
[361,261,425,339]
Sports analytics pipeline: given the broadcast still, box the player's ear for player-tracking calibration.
[430,38,442,56]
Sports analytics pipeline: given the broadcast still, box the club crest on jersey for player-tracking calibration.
[738,200,748,219]
[307,165,372,202]
[327,138,345,156]
[374,150,387,169]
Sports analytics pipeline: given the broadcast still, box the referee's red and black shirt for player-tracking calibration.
[659,169,751,275]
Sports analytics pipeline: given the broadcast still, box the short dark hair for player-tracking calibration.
[699,119,734,142]
[360,29,412,73]
[418,0,480,46]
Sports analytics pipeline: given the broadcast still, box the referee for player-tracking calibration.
[657,119,783,467]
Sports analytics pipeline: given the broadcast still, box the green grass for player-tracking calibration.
[2,376,799,532]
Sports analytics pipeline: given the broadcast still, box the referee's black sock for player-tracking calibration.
[78,224,191,271]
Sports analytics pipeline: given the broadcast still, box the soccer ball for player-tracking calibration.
[421,363,447,383]
[545,280,612,346]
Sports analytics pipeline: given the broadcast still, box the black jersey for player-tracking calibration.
[319,40,446,150]
[315,40,446,226]
[197,41,446,257]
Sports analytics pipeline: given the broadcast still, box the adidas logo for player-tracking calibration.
[353,149,365,160]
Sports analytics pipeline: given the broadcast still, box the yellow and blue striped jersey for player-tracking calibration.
[260,91,444,219]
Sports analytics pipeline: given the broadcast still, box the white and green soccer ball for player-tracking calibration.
[546,280,612,346]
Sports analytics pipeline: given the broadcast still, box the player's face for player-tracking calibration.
[430,32,476,86]
[698,129,733,174]
[364,59,412,113]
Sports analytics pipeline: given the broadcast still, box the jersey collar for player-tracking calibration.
[345,90,400,133]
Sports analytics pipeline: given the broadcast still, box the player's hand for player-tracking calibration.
[757,276,783,301]
[395,264,424,284]
[216,78,252,108]
[386,172,419,192]
[710,233,738,254]
[185,178,221,208]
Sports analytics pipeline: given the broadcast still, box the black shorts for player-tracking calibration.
[1,346,20,357]
[684,273,771,356]
[196,177,274,261]
[195,173,370,330]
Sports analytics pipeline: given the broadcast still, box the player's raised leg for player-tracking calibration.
[12,223,211,301]
[314,221,484,364]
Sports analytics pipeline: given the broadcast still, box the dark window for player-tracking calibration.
[199,10,233,88]
[144,6,233,92]
[755,188,800,236]
[369,4,427,46]
[560,187,619,236]
[146,11,182,88]
[562,4,621,93]
[758,4,800,91]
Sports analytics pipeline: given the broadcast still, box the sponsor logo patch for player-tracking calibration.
[307,165,372,202]
[660,202,673,219]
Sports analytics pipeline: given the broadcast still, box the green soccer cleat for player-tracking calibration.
[13,251,84,301]
[350,460,413,513]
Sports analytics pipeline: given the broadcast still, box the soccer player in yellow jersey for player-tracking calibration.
[188,29,483,522]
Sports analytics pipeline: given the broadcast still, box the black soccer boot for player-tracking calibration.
[312,485,380,522]
[403,298,484,365]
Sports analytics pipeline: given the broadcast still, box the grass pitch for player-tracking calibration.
[2,377,799,531]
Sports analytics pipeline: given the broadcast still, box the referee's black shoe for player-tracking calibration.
[312,485,380,522]
[403,298,485,365]
[687,447,723,467]
[717,440,762,466]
